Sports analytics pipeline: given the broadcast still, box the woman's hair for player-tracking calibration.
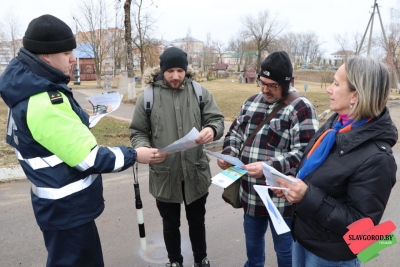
[345,56,390,121]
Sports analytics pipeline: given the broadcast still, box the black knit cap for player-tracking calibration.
[258,51,293,95]
[23,14,76,54]
[160,47,188,73]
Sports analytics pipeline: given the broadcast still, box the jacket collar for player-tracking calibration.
[323,108,397,155]
[142,65,197,85]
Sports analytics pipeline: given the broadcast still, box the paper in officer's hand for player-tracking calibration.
[86,92,122,128]
[158,127,200,154]
[262,162,297,187]
[203,149,244,167]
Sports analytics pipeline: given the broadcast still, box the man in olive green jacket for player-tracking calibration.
[129,47,224,267]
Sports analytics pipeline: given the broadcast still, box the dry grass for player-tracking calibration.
[2,70,400,168]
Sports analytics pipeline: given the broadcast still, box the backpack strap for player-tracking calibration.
[191,81,205,126]
[143,85,153,119]
[143,85,154,134]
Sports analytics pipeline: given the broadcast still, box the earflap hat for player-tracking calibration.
[258,51,293,95]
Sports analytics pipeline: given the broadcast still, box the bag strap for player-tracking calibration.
[238,91,302,157]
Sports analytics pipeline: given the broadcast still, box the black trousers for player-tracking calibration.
[41,220,104,267]
[156,191,209,265]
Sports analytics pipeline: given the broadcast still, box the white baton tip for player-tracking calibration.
[136,209,144,224]
[140,237,147,251]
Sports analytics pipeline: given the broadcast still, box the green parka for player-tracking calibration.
[129,66,224,204]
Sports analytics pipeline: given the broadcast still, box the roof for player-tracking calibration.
[73,43,95,58]
[214,63,228,70]
[244,67,257,78]
[170,37,203,43]
[331,50,356,56]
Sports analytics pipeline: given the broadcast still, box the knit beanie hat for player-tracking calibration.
[258,51,293,95]
[23,14,76,54]
[160,47,188,73]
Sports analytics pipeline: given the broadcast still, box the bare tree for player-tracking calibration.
[275,32,300,64]
[228,31,247,71]
[143,39,161,67]
[131,0,158,89]
[376,22,400,87]
[241,9,286,72]
[202,32,217,76]
[2,8,22,58]
[73,0,112,87]
[213,40,225,63]
[334,32,364,60]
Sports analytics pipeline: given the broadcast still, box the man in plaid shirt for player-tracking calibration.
[217,51,319,267]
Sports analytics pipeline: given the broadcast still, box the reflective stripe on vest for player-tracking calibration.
[108,146,124,172]
[31,174,98,200]
[75,146,99,171]
[15,148,63,169]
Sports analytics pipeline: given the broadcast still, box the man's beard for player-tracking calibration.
[165,79,184,89]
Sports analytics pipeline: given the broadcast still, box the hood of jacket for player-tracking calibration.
[323,107,398,153]
[0,48,72,108]
[142,65,197,85]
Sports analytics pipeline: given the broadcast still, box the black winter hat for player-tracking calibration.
[160,47,188,73]
[23,14,76,54]
[258,51,293,95]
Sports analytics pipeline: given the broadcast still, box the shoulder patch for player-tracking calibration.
[47,90,63,104]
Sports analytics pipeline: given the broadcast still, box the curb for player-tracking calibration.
[0,166,26,182]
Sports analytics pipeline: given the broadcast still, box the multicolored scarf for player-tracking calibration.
[297,116,370,180]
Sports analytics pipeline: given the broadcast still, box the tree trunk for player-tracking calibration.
[123,0,136,101]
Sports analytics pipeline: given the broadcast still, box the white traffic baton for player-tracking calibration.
[133,163,146,251]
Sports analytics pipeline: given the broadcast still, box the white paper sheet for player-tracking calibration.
[158,127,200,154]
[211,166,248,188]
[86,91,122,128]
[262,162,298,187]
[203,150,245,167]
[254,185,291,235]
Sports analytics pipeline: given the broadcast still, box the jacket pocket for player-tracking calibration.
[193,155,212,194]
[149,165,170,199]
[267,118,290,148]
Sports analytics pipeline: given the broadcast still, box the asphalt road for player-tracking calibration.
[1,85,400,266]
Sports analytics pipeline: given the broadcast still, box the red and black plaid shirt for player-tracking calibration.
[222,87,319,217]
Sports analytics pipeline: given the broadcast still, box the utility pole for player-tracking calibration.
[73,17,81,85]
[358,0,400,92]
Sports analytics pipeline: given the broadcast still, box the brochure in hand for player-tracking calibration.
[211,166,248,188]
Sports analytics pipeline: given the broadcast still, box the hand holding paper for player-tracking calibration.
[158,127,200,154]
[203,150,244,167]
[262,162,297,188]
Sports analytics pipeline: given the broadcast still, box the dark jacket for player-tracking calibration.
[292,108,397,261]
[0,48,138,230]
